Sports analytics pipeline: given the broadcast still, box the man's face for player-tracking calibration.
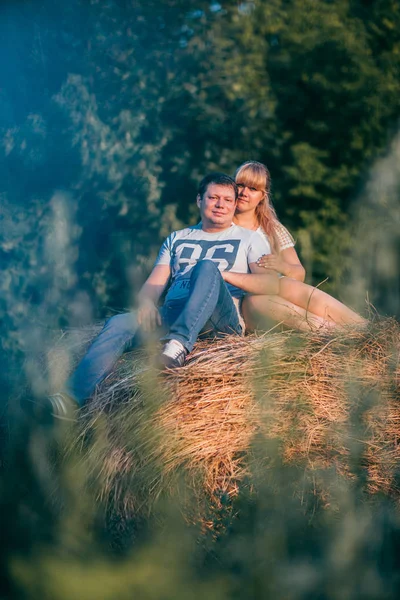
[197,183,237,229]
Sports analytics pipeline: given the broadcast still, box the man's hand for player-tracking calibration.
[137,299,162,332]
[136,264,171,331]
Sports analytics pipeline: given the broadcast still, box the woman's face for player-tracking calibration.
[235,181,265,215]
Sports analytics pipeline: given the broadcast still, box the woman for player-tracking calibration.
[232,161,366,332]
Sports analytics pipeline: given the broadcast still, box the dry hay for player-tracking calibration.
[65,318,400,522]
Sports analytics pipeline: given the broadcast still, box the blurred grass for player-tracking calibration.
[2,318,400,600]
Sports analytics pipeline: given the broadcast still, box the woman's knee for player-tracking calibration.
[279,278,312,306]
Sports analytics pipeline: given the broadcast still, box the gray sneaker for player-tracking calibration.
[160,340,188,369]
[47,392,78,421]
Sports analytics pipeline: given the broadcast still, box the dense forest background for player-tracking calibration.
[1,0,400,397]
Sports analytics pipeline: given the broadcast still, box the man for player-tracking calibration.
[47,173,278,417]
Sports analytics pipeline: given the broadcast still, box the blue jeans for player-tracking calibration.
[66,260,242,405]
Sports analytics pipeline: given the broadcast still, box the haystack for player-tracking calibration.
[64,319,399,522]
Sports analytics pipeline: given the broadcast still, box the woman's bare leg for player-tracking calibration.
[278,278,366,326]
[242,294,336,333]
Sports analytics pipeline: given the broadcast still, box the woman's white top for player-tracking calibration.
[256,222,295,252]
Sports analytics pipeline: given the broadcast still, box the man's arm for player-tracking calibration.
[221,263,279,295]
[137,264,171,331]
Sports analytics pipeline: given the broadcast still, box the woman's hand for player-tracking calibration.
[256,253,286,274]
[137,299,162,332]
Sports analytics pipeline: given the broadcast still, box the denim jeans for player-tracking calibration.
[66,260,242,405]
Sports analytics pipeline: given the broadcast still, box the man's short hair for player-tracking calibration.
[197,172,238,201]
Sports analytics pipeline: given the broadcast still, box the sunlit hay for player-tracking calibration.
[71,336,262,521]
[255,320,400,497]
[67,319,399,522]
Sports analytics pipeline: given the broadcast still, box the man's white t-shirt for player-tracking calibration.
[155,223,271,303]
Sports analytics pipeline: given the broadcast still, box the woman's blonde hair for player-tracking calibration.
[234,160,286,253]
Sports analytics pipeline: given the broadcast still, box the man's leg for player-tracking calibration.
[163,260,242,354]
[65,312,140,406]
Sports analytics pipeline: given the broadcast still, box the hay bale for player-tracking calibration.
[65,319,399,522]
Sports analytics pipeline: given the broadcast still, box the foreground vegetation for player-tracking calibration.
[1,320,400,599]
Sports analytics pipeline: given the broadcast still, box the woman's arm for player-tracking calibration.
[257,247,305,281]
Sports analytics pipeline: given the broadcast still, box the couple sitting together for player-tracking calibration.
[47,161,366,418]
